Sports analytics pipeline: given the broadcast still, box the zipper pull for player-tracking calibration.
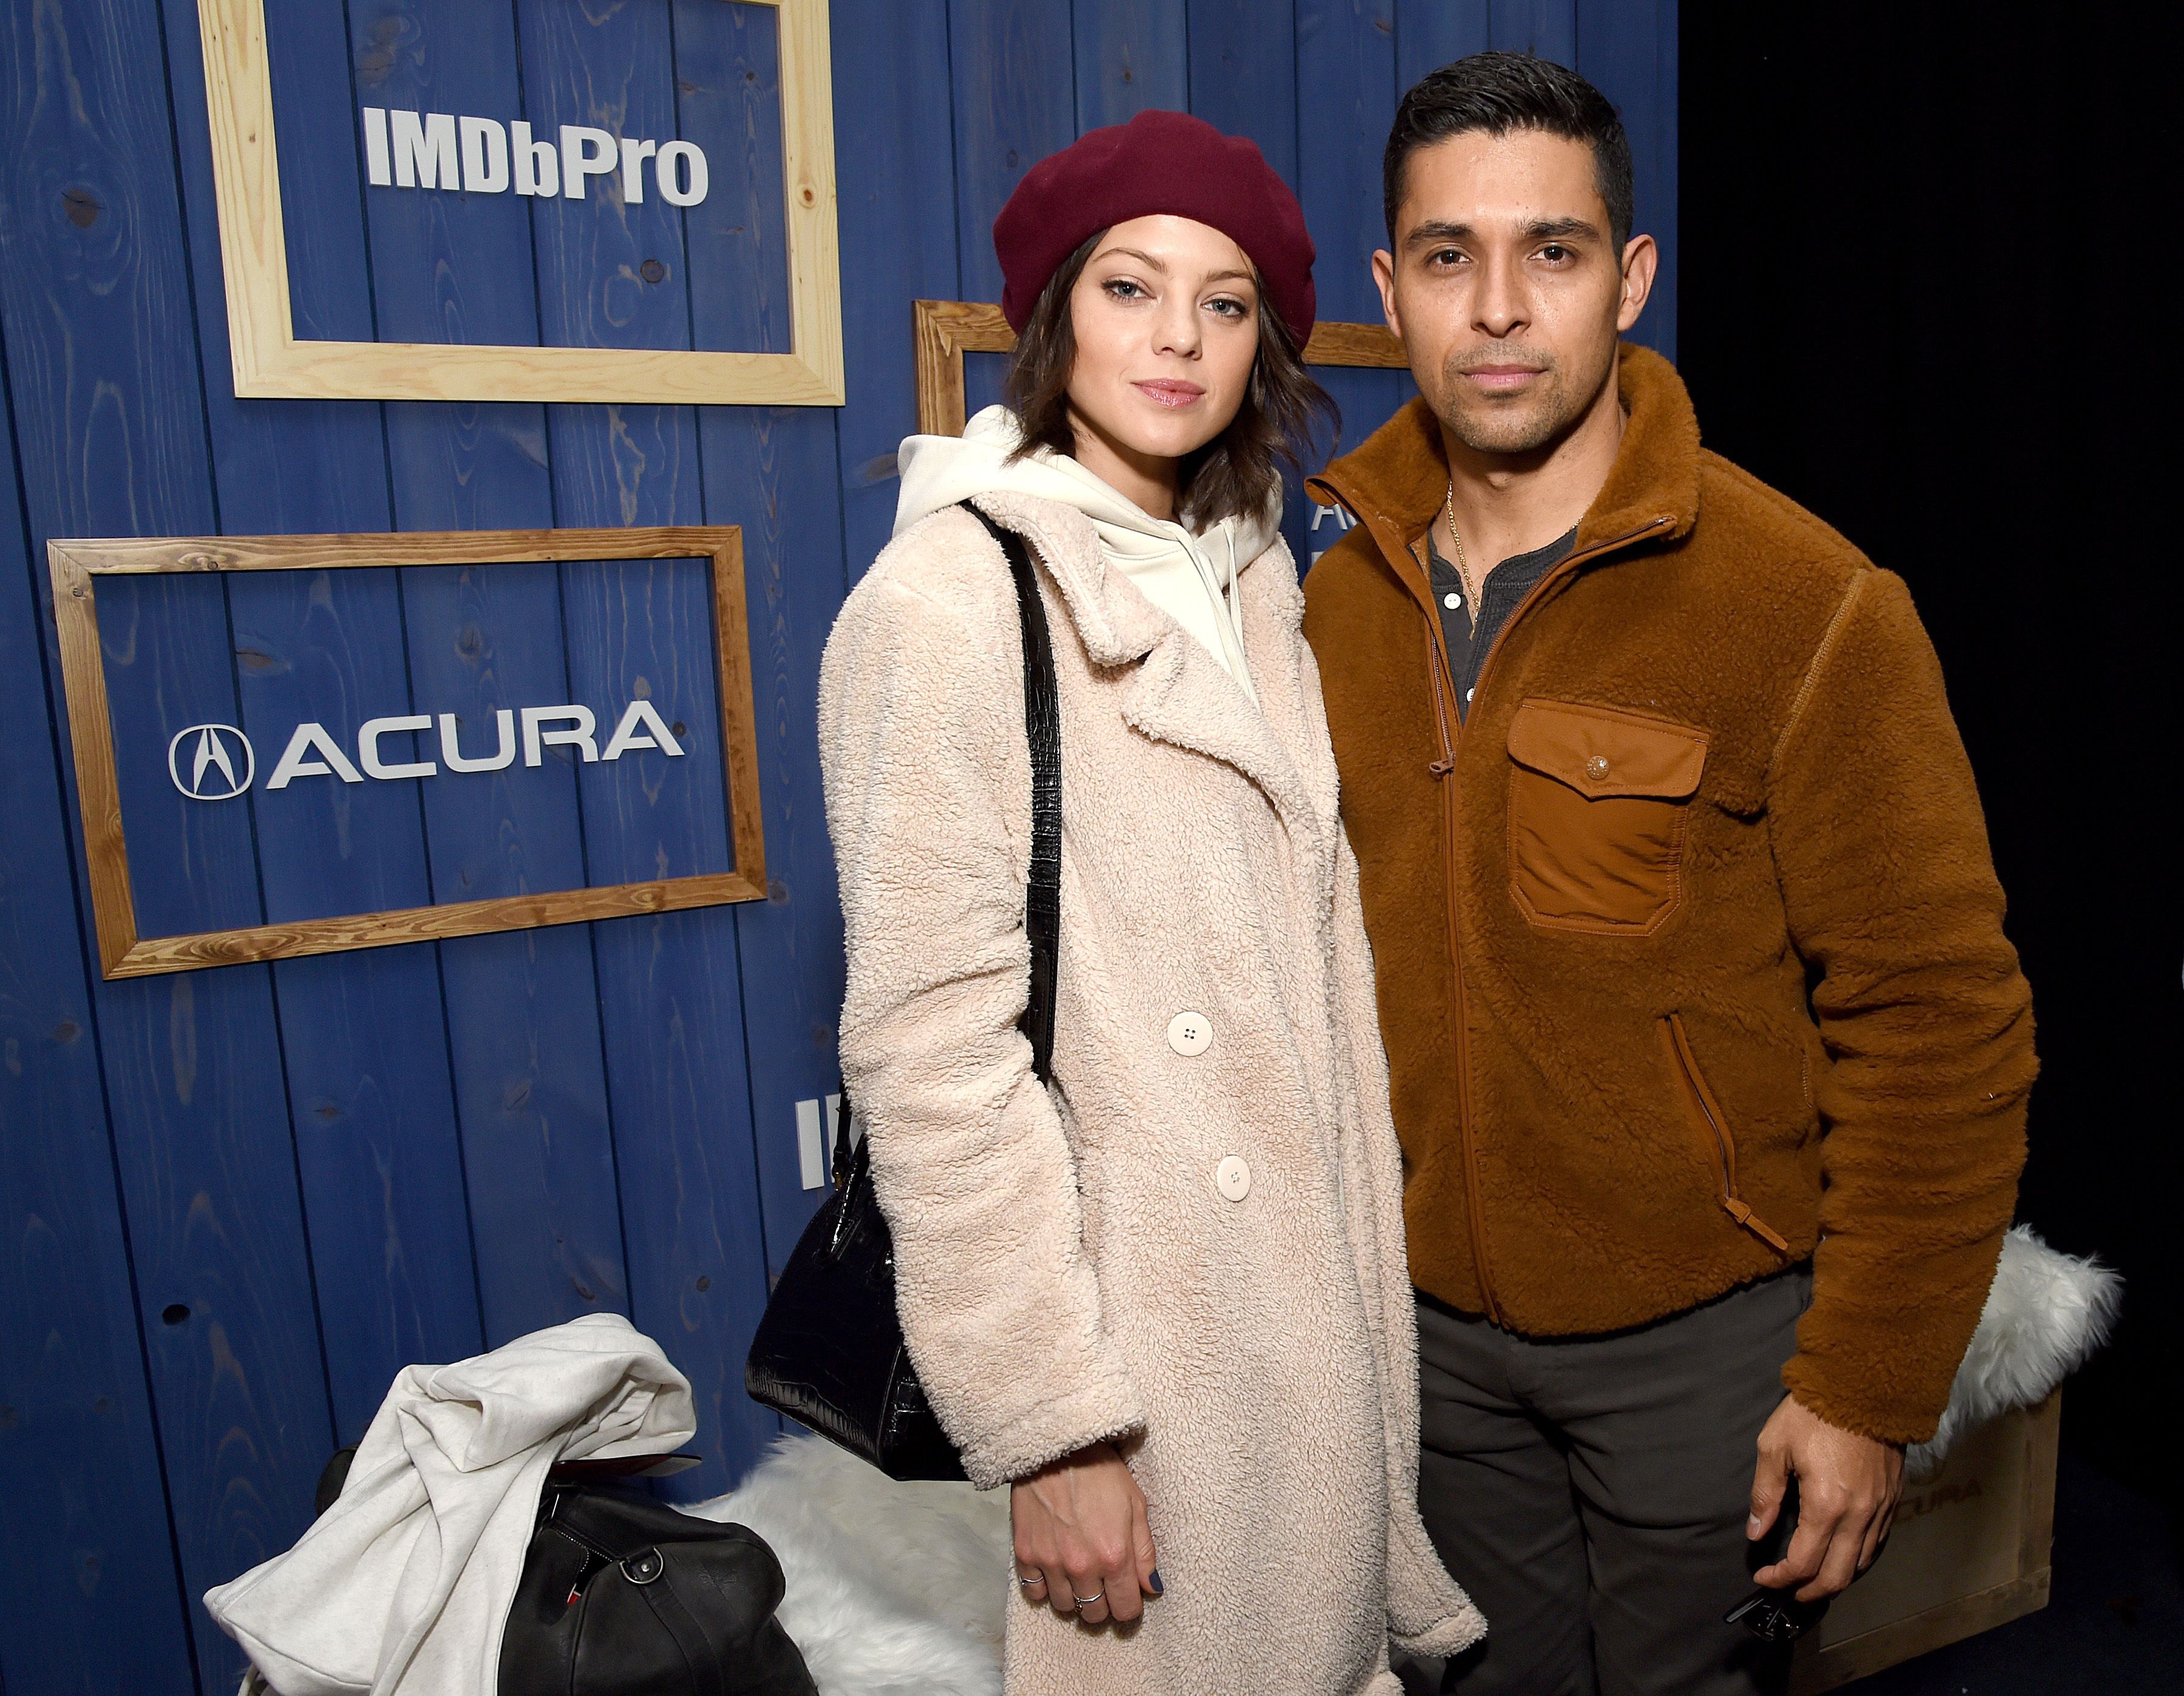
[1429,755,1455,776]
[1721,1196,1790,1253]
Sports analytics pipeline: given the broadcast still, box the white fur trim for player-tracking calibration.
[1904,1224,2121,1481]
[689,1436,1008,1696]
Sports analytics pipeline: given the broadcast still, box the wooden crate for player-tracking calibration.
[1790,1394,2059,1692]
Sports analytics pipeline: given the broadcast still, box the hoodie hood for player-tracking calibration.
[894,406,1280,701]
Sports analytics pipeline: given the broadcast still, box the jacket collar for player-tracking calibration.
[966,490,1329,860]
[1305,343,1702,591]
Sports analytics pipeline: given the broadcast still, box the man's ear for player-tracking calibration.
[1616,234,1659,334]
[1372,247,1402,340]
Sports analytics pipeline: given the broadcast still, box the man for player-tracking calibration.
[1302,52,2036,1696]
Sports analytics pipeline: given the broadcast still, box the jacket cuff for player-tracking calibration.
[952,1378,1145,1490]
[1779,1235,2006,1445]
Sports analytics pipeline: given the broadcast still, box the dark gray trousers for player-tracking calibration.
[1409,1269,1812,1696]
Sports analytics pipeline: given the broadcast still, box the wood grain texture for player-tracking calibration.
[1577,0,1677,358]
[1074,0,1187,130]
[525,0,780,1487]
[0,253,200,1696]
[197,0,843,403]
[89,0,485,1453]
[1,5,333,1688]
[1188,0,1298,184]
[706,405,850,1307]
[828,0,959,577]
[1490,0,1576,61]
[946,0,1075,305]
[1295,1,1405,556]
[363,2,625,1358]
[678,0,795,357]
[1394,0,1490,87]
[1790,1573,2052,1695]
[49,531,765,975]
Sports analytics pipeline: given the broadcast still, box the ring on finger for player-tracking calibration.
[1073,1589,1104,1607]
[1016,1570,1044,1590]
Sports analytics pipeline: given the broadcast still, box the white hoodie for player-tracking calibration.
[894,405,1280,702]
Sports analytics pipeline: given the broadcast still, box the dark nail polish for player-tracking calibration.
[1147,1568,1164,1595]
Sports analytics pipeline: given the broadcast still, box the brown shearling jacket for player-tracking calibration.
[1301,346,2035,1443]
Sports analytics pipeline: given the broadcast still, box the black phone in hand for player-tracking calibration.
[1724,1476,1827,1641]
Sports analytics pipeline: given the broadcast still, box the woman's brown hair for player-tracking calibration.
[1003,231,1338,531]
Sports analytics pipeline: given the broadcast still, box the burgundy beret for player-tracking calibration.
[994,110,1318,346]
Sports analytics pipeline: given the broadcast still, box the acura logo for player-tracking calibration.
[168,724,255,801]
[160,701,681,803]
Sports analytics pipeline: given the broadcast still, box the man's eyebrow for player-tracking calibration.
[1525,216,1600,240]
[1404,220,1474,249]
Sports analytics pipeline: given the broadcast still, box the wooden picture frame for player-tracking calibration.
[195,0,844,404]
[49,528,767,979]
[1789,1395,2060,1692]
[911,300,1407,436]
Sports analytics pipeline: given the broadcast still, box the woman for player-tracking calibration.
[817,110,1483,1694]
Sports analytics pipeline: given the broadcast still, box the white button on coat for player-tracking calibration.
[1167,1011,1213,1056]
[1215,1156,1252,1202]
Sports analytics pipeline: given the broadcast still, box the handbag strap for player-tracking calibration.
[826,500,1064,1196]
[960,500,1062,1085]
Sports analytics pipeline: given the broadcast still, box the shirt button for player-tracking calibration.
[1464,688,1475,703]
[1167,1011,1213,1057]
[1215,1156,1252,1202]
[1443,591,1461,610]
[1585,754,1611,781]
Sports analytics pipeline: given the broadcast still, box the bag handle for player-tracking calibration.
[960,500,1062,1085]
[827,500,1062,1197]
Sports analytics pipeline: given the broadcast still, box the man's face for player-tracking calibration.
[1374,129,1654,457]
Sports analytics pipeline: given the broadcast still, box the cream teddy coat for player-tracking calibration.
[817,492,1485,1695]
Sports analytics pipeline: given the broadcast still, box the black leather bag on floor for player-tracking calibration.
[744,500,1060,1482]
[499,1474,817,1696]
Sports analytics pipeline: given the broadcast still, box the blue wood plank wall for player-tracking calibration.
[0,3,1673,1689]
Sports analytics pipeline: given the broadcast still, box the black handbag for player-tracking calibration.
[499,1465,818,1696]
[744,500,1060,1482]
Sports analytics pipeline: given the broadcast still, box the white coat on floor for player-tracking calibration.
[203,1313,695,1696]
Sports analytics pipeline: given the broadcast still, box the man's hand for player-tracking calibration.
[1011,1442,1161,1626]
[1749,1394,1904,1603]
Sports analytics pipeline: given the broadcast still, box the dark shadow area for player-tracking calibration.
[1681,2,2182,1688]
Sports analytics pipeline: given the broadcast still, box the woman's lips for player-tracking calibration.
[1133,380,1205,408]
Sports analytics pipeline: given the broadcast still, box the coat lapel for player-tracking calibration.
[972,491,1330,863]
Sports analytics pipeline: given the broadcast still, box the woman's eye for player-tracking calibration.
[1104,278,1146,300]
[1207,297,1248,318]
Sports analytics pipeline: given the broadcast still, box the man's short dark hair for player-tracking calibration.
[1383,52,1634,252]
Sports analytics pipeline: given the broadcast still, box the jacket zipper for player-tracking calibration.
[1424,514,1674,1325]
[1659,1014,1790,1253]
[1413,547,1498,1321]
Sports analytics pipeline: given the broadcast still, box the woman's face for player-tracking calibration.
[1065,215,1261,469]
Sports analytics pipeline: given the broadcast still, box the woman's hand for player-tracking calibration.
[1011,1442,1161,1626]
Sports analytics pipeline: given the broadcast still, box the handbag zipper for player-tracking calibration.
[1660,1014,1790,1253]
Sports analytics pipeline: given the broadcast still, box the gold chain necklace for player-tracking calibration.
[1443,479,1483,635]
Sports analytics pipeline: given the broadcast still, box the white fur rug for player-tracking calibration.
[1903,1223,2121,1481]
[689,1435,1009,1696]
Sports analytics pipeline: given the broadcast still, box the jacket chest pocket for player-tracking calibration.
[1505,699,1709,935]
